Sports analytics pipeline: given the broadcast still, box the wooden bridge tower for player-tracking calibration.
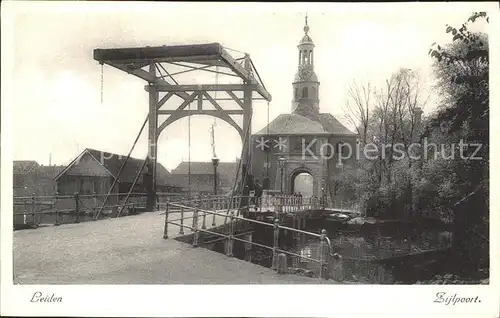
[94,43,272,210]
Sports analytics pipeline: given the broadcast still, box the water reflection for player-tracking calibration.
[292,230,452,283]
[195,218,452,284]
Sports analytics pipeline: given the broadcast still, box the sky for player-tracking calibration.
[4,2,492,171]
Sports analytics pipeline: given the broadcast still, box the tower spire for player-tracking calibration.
[292,14,319,117]
[304,13,309,35]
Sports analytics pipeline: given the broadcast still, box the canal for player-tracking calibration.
[188,215,453,284]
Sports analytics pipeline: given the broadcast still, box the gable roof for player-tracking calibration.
[55,148,172,186]
[253,113,328,135]
[171,161,238,180]
[316,113,357,135]
[253,112,357,137]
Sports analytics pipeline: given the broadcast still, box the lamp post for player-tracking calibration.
[212,157,220,195]
[278,156,285,194]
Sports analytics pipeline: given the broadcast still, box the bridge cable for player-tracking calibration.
[94,114,149,220]
[100,62,104,104]
[266,100,270,180]
[225,114,252,219]
[225,115,251,217]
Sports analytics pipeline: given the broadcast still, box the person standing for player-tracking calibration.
[254,179,263,211]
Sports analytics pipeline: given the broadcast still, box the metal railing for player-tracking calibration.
[163,200,342,279]
[165,193,356,216]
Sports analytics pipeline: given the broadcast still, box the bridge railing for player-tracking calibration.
[163,200,342,280]
[161,193,339,216]
[13,192,152,229]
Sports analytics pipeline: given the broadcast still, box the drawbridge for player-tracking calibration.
[93,43,272,218]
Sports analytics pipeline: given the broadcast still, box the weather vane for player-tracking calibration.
[304,13,309,35]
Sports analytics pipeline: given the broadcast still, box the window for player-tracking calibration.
[312,87,317,99]
[302,87,308,98]
[295,88,299,101]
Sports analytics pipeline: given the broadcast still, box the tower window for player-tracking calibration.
[312,87,317,98]
[302,87,308,98]
[295,88,299,100]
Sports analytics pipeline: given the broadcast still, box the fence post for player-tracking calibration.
[179,207,185,235]
[192,207,199,247]
[226,211,235,257]
[272,218,280,270]
[163,202,169,239]
[74,192,81,223]
[31,193,37,228]
[92,191,97,219]
[212,199,216,226]
[192,197,198,229]
[202,201,207,230]
[54,192,60,226]
[319,229,327,280]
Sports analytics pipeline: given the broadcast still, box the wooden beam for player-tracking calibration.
[157,110,243,139]
[108,61,191,102]
[176,92,199,111]
[225,90,245,109]
[149,84,257,92]
[219,49,272,101]
[158,110,244,115]
[157,92,174,110]
[94,43,223,63]
[202,91,244,141]
[202,91,225,112]
[197,93,203,110]
[167,61,230,72]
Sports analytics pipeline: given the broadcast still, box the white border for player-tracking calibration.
[2,2,499,317]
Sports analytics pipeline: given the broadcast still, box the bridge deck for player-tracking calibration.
[13,211,323,284]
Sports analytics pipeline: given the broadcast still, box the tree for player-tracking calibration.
[343,81,372,144]
[427,12,489,273]
[341,68,427,218]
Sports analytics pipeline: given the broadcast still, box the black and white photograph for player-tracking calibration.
[1,2,498,317]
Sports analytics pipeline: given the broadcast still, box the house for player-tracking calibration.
[54,148,181,196]
[13,161,65,228]
[13,161,65,197]
[169,161,238,195]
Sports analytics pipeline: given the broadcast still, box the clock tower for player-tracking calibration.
[292,16,320,118]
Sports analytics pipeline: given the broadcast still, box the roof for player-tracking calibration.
[55,148,172,186]
[13,161,40,174]
[171,161,238,180]
[253,112,357,137]
[253,113,328,135]
[13,161,65,178]
[299,34,314,45]
[315,113,357,135]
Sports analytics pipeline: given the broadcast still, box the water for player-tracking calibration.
[195,217,452,284]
